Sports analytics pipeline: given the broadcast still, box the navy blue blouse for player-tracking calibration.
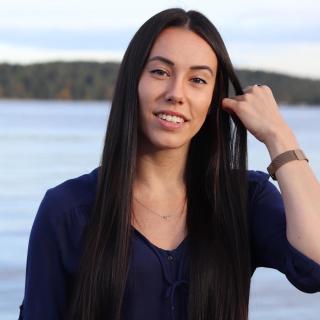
[18,167,320,319]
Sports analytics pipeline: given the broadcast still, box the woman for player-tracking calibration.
[18,8,320,320]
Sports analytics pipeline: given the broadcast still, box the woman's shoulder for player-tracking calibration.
[23,167,101,294]
[247,169,270,184]
[246,169,279,209]
[44,166,100,212]
[34,167,100,235]
[246,169,271,195]
[29,167,100,264]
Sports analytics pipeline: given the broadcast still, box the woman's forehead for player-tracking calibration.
[147,27,218,69]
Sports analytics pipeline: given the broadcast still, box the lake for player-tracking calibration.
[0,100,319,319]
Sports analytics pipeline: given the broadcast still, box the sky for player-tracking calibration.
[0,0,319,79]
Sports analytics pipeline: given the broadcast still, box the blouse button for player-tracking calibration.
[167,254,174,261]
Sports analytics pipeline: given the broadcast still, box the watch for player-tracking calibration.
[267,149,309,180]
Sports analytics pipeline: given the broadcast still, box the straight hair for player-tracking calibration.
[68,8,250,320]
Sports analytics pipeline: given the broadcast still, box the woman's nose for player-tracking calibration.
[164,76,185,105]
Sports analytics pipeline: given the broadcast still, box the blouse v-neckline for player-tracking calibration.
[131,225,189,253]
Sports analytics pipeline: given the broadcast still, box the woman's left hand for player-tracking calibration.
[221,85,290,145]
[223,87,320,267]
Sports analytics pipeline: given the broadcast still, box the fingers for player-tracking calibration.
[243,84,270,93]
[221,84,272,116]
[221,97,239,115]
[222,97,238,108]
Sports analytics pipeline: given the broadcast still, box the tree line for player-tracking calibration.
[0,62,319,105]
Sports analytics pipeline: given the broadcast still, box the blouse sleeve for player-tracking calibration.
[18,189,72,320]
[249,170,320,293]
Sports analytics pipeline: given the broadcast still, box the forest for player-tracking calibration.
[0,62,319,105]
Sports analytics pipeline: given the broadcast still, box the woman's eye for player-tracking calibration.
[191,77,207,84]
[150,69,169,77]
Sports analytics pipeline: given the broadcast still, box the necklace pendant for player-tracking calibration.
[133,194,186,221]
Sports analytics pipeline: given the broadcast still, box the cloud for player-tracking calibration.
[228,42,320,79]
[0,0,319,79]
[0,44,123,64]
[0,28,134,50]
[2,0,319,31]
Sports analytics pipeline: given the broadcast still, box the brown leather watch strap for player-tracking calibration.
[267,149,309,180]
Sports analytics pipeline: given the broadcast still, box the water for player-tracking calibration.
[0,100,319,319]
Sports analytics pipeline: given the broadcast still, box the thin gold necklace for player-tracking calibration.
[133,195,187,220]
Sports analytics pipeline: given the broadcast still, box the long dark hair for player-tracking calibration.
[68,8,250,320]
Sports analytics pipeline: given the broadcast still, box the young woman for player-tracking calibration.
[19,8,320,320]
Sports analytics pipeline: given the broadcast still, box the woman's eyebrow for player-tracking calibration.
[190,65,214,76]
[147,56,174,66]
[147,55,214,76]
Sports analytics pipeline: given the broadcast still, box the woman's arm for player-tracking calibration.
[264,125,320,264]
[222,85,320,264]
[19,189,71,320]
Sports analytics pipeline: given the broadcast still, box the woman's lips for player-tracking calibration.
[154,110,188,121]
[154,114,186,130]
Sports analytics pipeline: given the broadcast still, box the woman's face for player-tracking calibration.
[138,27,218,151]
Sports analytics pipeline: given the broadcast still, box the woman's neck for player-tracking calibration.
[134,144,189,195]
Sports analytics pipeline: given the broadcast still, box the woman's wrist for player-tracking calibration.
[264,126,300,160]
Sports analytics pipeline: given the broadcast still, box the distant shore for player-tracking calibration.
[0,62,319,105]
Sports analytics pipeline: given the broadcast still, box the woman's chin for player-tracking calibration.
[139,136,190,152]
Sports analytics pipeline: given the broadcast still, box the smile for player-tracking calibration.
[156,113,185,124]
[154,113,187,130]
